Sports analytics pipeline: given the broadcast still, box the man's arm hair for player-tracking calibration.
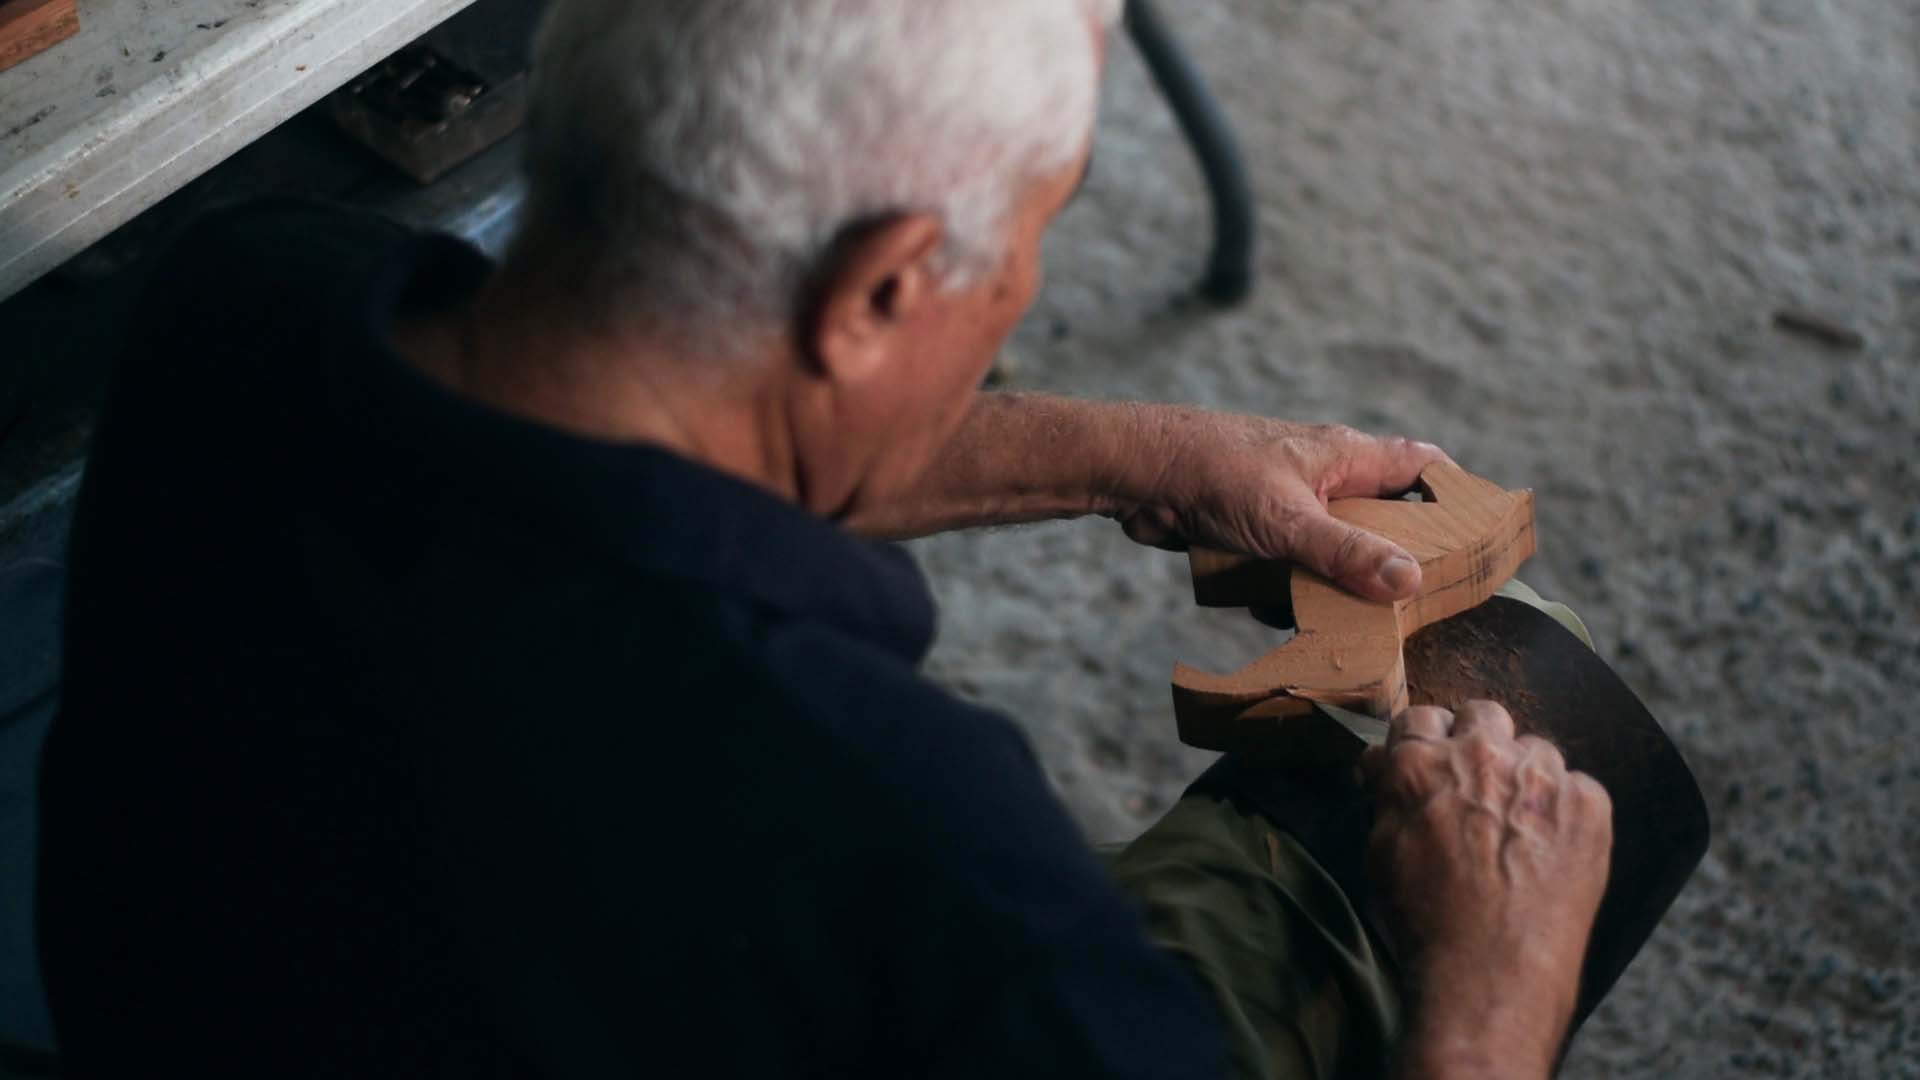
[840,391,1446,607]
[840,391,1146,538]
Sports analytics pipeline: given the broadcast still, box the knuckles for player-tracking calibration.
[1392,705,1454,741]
[1377,719,1614,851]
[1515,734,1565,769]
[1308,421,1359,445]
[1461,733,1507,771]
[1515,761,1558,800]
[1383,737,1448,782]
[1571,773,1614,818]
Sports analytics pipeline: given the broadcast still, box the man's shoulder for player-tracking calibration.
[124,199,423,371]
[156,198,412,296]
[94,199,408,413]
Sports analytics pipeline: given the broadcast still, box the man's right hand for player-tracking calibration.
[1360,701,1614,1080]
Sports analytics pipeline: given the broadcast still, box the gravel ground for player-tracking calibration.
[912,2,1919,1075]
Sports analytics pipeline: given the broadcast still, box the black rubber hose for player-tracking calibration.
[1125,0,1258,305]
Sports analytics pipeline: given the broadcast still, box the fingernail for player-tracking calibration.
[1377,555,1419,594]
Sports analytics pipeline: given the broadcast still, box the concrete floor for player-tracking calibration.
[3,0,1915,1075]
[916,2,1918,1076]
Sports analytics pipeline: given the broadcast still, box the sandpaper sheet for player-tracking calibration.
[1191,596,1710,1039]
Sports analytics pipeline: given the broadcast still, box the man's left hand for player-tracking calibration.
[1107,408,1448,603]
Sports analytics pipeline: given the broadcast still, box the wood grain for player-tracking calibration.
[0,0,78,73]
[1172,461,1535,755]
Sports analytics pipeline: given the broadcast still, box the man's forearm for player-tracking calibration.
[845,391,1167,539]
[843,393,1445,604]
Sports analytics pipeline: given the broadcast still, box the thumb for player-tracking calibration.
[1283,508,1422,602]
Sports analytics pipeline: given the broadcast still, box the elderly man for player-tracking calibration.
[39,1,1611,1077]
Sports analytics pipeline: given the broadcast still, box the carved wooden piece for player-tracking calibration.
[0,0,77,73]
[1172,462,1534,755]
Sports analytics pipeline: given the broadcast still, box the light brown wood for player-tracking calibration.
[1172,461,1535,755]
[0,0,78,73]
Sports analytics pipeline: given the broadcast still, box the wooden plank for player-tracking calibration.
[0,0,77,75]
[1171,461,1536,757]
[0,0,481,303]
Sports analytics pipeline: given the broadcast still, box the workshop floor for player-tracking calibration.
[915,2,1918,1076]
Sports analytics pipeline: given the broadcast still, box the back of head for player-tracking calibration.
[519,0,1121,355]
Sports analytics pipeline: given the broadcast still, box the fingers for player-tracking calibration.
[1117,506,1188,552]
[1364,706,1452,801]
[1295,431,1448,601]
[1511,735,1568,816]
[1390,705,1453,744]
[1358,743,1388,790]
[1285,508,1424,602]
[1124,418,1448,602]
[1450,699,1516,741]
[1326,433,1452,501]
[1570,773,1615,837]
[1514,734,1567,780]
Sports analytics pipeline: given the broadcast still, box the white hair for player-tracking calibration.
[518,0,1121,353]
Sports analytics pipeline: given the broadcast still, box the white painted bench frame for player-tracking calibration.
[0,0,480,303]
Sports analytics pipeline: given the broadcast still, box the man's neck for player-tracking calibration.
[390,268,805,505]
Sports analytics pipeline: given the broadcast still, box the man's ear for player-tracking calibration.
[805,213,944,383]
